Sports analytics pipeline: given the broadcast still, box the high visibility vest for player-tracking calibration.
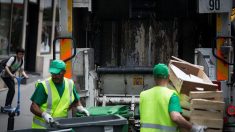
[140,86,177,132]
[32,77,75,128]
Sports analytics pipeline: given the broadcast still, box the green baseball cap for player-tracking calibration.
[153,63,169,78]
[49,60,66,74]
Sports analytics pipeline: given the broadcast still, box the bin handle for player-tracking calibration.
[50,120,60,128]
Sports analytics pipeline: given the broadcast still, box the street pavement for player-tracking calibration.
[0,73,43,132]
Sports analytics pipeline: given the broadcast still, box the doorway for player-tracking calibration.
[25,1,39,72]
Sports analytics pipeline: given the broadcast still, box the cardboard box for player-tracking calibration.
[181,91,224,131]
[169,59,218,95]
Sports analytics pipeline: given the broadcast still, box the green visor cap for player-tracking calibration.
[49,60,66,74]
[153,63,169,78]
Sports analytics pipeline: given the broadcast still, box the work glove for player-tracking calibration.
[77,106,90,116]
[42,112,54,123]
[191,124,207,132]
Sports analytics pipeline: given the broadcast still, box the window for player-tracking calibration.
[55,0,60,53]
[0,1,11,55]
[40,0,53,54]
[0,0,24,55]
[11,0,24,53]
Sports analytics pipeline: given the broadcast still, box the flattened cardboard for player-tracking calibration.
[169,60,217,95]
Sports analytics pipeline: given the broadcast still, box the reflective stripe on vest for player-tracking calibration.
[45,80,52,114]
[141,123,177,131]
[68,79,72,104]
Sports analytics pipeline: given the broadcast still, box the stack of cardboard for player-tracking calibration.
[169,56,224,132]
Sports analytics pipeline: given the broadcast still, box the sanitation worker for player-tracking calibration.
[139,63,207,132]
[30,59,89,128]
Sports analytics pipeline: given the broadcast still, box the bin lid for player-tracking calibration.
[54,115,128,128]
[8,128,65,132]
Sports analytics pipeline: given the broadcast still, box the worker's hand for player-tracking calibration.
[77,106,90,116]
[42,112,54,123]
[191,124,207,132]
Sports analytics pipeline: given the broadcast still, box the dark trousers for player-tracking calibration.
[1,77,15,106]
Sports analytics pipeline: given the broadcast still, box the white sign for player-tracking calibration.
[198,0,232,13]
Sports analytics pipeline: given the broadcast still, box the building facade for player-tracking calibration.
[0,0,59,75]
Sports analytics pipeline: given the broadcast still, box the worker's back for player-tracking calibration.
[139,86,177,132]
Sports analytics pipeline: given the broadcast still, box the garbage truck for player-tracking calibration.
[55,0,235,131]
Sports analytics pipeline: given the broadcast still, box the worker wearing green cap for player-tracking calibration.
[30,59,89,129]
[139,63,207,132]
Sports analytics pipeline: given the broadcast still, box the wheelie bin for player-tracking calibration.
[53,115,128,132]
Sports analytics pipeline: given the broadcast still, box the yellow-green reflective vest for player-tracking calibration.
[140,86,177,132]
[32,77,75,128]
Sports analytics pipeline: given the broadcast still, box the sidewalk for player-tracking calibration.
[0,73,43,132]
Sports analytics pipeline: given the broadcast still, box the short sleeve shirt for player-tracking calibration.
[30,80,80,106]
[168,93,182,113]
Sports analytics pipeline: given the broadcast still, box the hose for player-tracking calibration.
[211,36,235,65]
[211,36,235,84]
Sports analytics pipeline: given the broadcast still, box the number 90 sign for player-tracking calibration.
[209,0,220,11]
[198,0,231,13]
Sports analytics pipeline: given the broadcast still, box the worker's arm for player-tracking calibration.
[30,83,54,123]
[69,85,81,109]
[69,100,82,110]
[168,93,192,129]
[30,101,54,123]
[70,85,89,116]
[30,102,43,117]
[169,93,207,131]
[170,112,208,131]
[170,111,192,129]
[30,83,47,116]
